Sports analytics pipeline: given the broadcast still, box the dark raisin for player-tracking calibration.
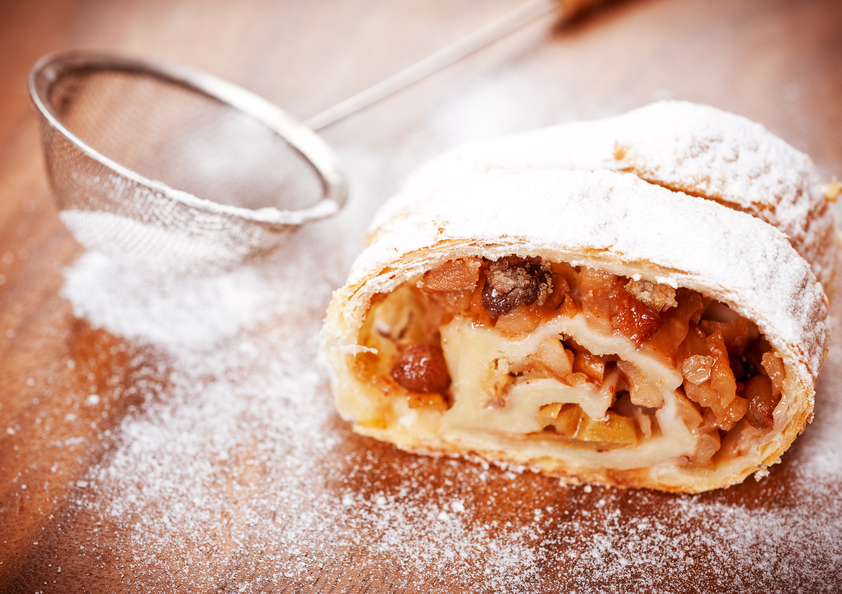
[481,256,553,317]
[390,344,451,394]
[744,375,779,429]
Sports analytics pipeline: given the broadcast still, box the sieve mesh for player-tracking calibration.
[30,52,347,275]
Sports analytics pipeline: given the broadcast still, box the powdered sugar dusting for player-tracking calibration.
[403,101,837,286]
[57,245,548,591]
[357,168,828,388]
[542,485,842,593]
[62,252,274,349]
[50,227,842,590]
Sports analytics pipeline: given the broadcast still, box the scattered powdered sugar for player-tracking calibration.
[541,486,842,593]
[49,102,842,591]
[52,230,842,592]
[62,252,274,349]
[58,243,551,591]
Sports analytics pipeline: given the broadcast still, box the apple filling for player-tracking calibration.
[354,255,786,470]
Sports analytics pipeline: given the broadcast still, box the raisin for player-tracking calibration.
[390,344,451,394]
[481,256,553,317]
[744,375,780,429]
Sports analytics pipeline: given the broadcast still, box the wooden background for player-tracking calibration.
[1,0,842,592]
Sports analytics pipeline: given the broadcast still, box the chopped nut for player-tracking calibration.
[481,256,553,317]
[643,289,705,361]
[617,360,664,408]
[686,431,721,467]
[579,267,615,334]
[677,327,747,430]
[553,404,584,437]
[427,289,473,313]
[494,306,543,335]
[706,330,738,408]
[699,317,759,356]
[482,358,514,404]
[418,258,482,292]
[761,351,786,397]
[682,355,714,385]
[625,279,677,312]
[673,390,704,429]
[407,393,448,411]
[531,339,574,382]
[610,285,662,344]
[575,410,638,445]
[571,347,608,383]
[536,402,564,429]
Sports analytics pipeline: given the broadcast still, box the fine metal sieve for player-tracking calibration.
[29,52,347,275]
[28,0,579,275]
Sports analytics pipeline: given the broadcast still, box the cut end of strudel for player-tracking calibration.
[322,102,834,493]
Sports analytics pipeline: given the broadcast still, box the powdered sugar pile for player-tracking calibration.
[54,230,842,592]
[61,252,275,349]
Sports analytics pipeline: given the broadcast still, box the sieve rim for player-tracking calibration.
[28,50,348,227]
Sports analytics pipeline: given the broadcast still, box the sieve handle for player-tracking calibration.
[304,0,569,131]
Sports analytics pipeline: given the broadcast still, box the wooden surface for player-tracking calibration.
[2,0,842,592]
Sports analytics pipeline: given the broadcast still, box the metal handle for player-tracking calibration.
[304,0,562,131]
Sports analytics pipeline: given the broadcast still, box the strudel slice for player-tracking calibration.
[322,138,831,495]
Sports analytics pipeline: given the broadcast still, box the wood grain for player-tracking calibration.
[1,0,841,592]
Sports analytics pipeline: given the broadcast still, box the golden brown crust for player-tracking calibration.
[321,106,832,494]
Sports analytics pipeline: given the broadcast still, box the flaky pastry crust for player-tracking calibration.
[390,101,838,289]
[322,104,833,493]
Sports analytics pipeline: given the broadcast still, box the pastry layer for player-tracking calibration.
[376,101,838,289]
[323,167,829,493]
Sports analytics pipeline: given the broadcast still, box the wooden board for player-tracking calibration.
[2,0,842,592]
